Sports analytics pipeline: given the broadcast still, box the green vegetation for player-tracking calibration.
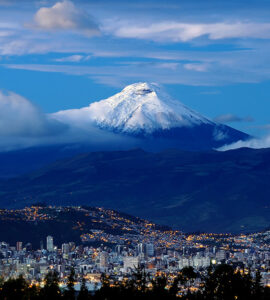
[0,265,269,300]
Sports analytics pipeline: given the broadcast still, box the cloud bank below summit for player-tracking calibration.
[0,90,67,137]
[0,86,269,153]
[219,135,270,151]
[0,84,255,152]
[0,90,137,151]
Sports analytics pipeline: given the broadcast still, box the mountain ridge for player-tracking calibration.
[1,147,270,233]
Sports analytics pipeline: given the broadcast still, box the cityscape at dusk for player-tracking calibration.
[0,0,270,299]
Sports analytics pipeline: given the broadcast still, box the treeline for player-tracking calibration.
[0,264,270,300]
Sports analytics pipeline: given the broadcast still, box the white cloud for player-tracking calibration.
[0,90,66,137]
[107,21,270,42]
[155,62,179,70]
[0,89,138,151]
[0,30,14,37]
[184,63,208,72]
[118,61,180,70]
[219,135,270,151]
[54,54,91,62]
[33,0,100,36]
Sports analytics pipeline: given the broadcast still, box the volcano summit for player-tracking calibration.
[53,82,249,150]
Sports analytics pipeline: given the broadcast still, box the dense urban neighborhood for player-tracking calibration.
[0,206,269,294]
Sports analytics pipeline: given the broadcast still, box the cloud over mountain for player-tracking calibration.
[0,89,138,151]
[0,90,66,137]
[219,135,270,151]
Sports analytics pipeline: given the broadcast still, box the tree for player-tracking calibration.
[27,284,41,300]
[203,265,216,300]
[252,270,262,299]
[0,276,4,288]
[131,266,148,293]
[78,277,90,300]
[63,268,76,300]
[151,274,171,300]
[181,267,197,287]
[0,275,29,300]
[40,270,62,299]
[202,264,256,300]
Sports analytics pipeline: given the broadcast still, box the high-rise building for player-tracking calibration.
[216,250,226,261]
[179,257,190,269]
[145,243,155,257]
[100,251,109,268]
[137,243,144,254]
[46,236,54,252]
[123,256,140,272]
[62,243,70,254]
[16,242,22,251]
[115,245,122,254]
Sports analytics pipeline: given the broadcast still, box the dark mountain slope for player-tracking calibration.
[0,206,166,249]
[0,148,270,233]
[0,144,96,178]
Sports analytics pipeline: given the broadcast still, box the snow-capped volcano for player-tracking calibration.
[53,82,250,150]
[54,82,211,133]
[86,82,211,134]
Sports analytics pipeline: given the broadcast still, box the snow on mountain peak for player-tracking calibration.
[121,82,159,95]
[86,82,211,134]
[53,82,212,135]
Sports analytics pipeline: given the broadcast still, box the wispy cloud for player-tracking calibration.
[214,114,254,124]
[0,0,270,92]
[54,54,91,62]
[184,63,208,72]
[106,21,270,42]
[0,63,225,86]
[4,47,270,87]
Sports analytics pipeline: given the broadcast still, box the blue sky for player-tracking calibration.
[0,0,270,139]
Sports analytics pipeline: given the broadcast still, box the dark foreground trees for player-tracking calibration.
[0,265,269,300]
[95,265,270,300]
[202,264,270,300]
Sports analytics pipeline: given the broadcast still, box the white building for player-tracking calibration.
[46,236,54,252]
[216,250,226,261]
[145,243,155,257]
[100,251,109,268]
[123,256,139,272]
[178,257,191,269]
